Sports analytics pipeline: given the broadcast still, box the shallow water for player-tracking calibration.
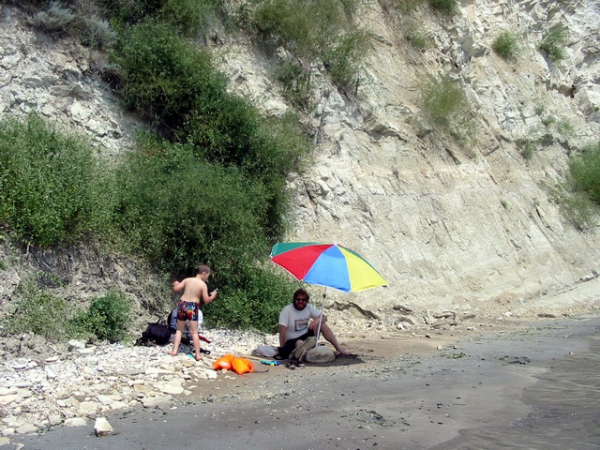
[434,329,600,450]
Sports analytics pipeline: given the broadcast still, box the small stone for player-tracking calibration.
[64,418,87,427]
[156,384,184,395]
[142,396,171,408]
[77,348,96,356]
[94,417,114,437]
[0,394,19,405]
[16,423,38,434]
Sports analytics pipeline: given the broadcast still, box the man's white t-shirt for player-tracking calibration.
[279,303,321,341]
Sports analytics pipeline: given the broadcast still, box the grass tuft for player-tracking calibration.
[539,25,568,62]
[492,31,519,60]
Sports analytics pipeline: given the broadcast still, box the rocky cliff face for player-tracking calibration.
[1,0,599,324]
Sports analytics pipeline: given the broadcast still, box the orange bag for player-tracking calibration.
[231,356,254,375]
[213,354,234,371]
[213,354,254,375]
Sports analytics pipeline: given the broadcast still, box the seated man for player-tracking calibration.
[278,288,355,359]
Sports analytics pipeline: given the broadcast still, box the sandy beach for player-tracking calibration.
[2,312,598,450]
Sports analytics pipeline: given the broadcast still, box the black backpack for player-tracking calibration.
[136,321,171,346]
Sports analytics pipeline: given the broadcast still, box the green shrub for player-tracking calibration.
[539,25,568,62]
[99,0,164,25]
[322,29,370,90]
[251,0,345,58]
[421,75,473,140]
[1,278,132,343]
[428,0,458,16]
[205,267,299,332]
[79,16,118,49]
[248,0,368,90]
[272,59,314,109]
[493,31,519,60]
[157,0,221,38]
[378,0,426,14]
[556,119,575,137]
[78,289,132,342]
[405,23,432,50]
[115,137,272,277]
[569,142,600,203]
[521,143,535,160]
[114,20,227,131]
[182,102,309,237]
[2,279,72,341]
[550,182,597,231]
[27,2,117,49]
[0,113,113,247]
[27,2,77,34]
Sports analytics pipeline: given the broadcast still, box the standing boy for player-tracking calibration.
[169,265,217,360]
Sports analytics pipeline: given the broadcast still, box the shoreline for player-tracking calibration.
[2,313,599,450]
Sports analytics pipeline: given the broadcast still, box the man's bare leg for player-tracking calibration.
[319,324,356,357]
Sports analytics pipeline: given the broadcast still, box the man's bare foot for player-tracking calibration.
[168,350,177,356]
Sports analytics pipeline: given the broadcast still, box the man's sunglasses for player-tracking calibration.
[294,297,308,302]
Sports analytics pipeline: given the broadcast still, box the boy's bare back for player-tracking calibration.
[172,266,216,305]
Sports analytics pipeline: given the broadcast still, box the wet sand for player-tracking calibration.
[3,314,599,450]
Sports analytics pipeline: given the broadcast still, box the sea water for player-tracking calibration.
[434,322,600,450]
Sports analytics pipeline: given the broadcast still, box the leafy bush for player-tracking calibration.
[550,182,597,231]
[521,142,535,160]
[322,29,370,90]
[569,142,600,203]
[0,113,113,247]
[539,25,568,62]
[205,267,299,332]
[1,275,132,343]
[428,0,458,16]
[27,2,77,34]
[114,137,272,278]
[114,20,227,131]
[251,0,343,58]
[405,23,432,50]
[247,0,369,90]
[98,0,164,25]
[79,15,118,49]
[545,141,600,230]
[78,289,132,342]
[2,279,72,341]
[421,75,473,140]
[272,59,314,110]
[493,31,519,60]
[157,0,222,38]
[27,2,117,49]
[377,0,426,15]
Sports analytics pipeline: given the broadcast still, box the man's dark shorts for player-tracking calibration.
[277,330,315,359]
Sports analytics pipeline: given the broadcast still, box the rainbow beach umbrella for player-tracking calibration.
[270,242,388,343]
[270,242,388,293]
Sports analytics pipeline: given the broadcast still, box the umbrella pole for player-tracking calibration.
[314,287,326,347]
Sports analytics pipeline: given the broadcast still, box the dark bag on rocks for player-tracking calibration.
[136,322,171,346]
